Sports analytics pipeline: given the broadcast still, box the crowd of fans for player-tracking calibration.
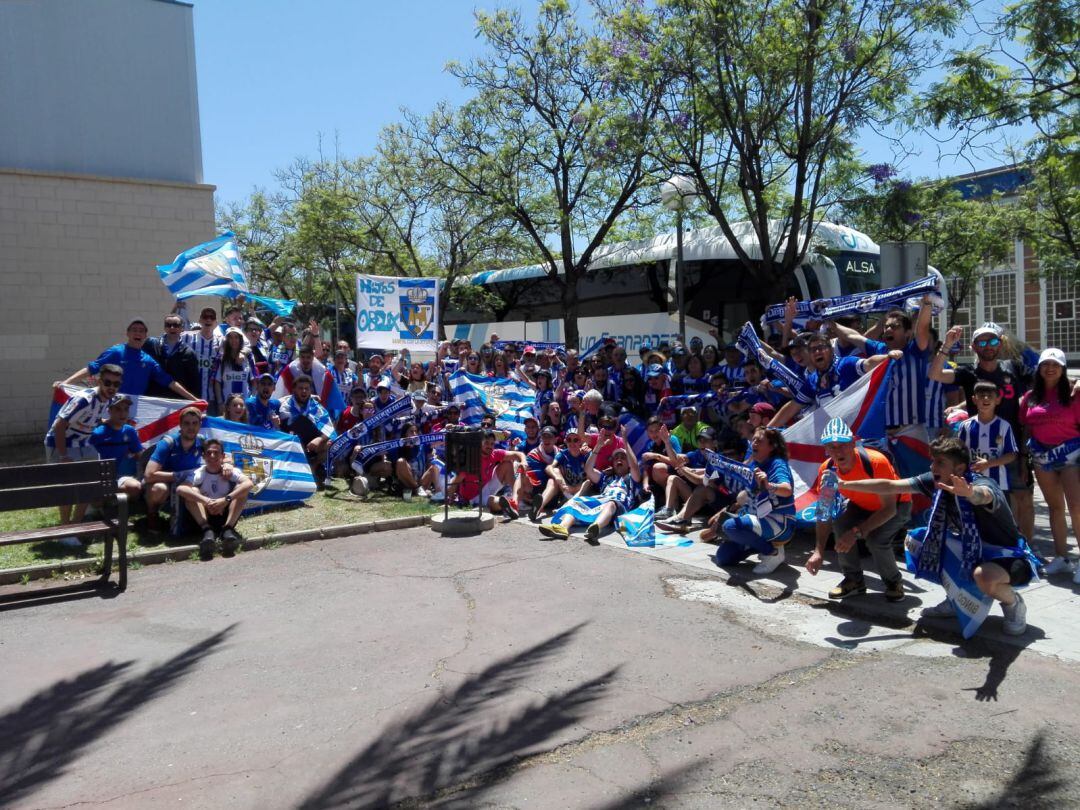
[44,296,1080,636]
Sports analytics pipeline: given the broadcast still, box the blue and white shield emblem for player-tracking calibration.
[400,302,434,338]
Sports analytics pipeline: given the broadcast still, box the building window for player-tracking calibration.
[1045,275,1080,355]
[981,272,1017,335]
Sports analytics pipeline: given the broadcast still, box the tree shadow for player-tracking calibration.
[299,624,619,809]
[586,760,702,809]
[965,730,1066,808]
[0,624,235,805]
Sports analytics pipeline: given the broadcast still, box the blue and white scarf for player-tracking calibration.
[1028,436,1080,470]
[354,432,445,466]
[493,340,565,355]
[916,474,982,582]
[326,395,413,472]
[702,449,756,493]
[761,274,942,326]
[736,322,815,405]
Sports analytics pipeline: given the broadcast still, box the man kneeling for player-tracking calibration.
[176,439,253,560]
[839,437,1039,636]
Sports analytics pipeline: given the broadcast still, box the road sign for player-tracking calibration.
[879,241,929,286]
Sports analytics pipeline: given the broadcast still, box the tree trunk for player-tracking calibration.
[562,274,581,352]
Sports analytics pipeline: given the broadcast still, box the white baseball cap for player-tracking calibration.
[1038,348,1067,368]
[971,322,1003,341]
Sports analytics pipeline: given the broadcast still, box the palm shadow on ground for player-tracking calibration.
[299,623,619,809]
[0,624,235,806]
[967,729,1067,808]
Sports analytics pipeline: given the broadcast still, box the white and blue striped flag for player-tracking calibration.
[449,370,536,437]
[616,501,655,547]
[617,413,651,458]
[201,416,317,512]
[157,232,248,299]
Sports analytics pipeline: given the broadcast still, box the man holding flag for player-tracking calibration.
[837,437,1039,637]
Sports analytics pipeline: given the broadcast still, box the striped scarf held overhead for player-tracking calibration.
[736,322,815,406]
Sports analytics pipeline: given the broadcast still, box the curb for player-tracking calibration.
[0,514,433,586]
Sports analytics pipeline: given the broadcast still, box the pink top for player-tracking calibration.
[1019,390,1080,446]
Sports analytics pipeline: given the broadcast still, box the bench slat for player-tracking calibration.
[0,482,116,511]
[0,460,116,490]
[0,521,113,546]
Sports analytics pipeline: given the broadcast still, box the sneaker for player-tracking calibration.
[402,489,413,502]
[350,475,370,497]
[220,527,240,558]
[1074,566,1080,586]
[430,490,445,504]
[56,536,85,550]
[584,522,601,543]
[498,495,519,520]
[1001,593,1027,636]
[539,523,569,540]
[921,599,957,618]
[658,516,691,532]
[1044,556,1075,576]
[529,493,543,522]
[654,506,675,520]
[199,528,216,561]
[416,487,430,498]
[883,579,905,602]
[752,546,785,575]
[828,577,867,599]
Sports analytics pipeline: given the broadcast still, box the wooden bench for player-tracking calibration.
[0,459,129,596]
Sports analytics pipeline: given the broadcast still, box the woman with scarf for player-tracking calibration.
[841,436,1039,637]
[1019,348,1080,580]
[710,427,795,574]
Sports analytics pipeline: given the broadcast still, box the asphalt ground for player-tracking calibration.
[3,519,1079,809]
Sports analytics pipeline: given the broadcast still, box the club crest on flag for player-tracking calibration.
[234,453,274,496]
[484,384,511,414]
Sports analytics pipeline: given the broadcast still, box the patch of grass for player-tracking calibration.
[0,478,435,572]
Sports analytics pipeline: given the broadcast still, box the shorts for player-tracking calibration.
[117,476,141,491]
[457,471,505,506]
[45,444,98,463]
[983,556,1034,587]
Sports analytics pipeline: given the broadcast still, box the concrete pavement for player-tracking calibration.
[2,518,1079,809]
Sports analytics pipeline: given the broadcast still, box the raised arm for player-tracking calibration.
[838,477,916,495]
[861,349,903,375]
[928,325,962,384]
[915,295,933,352]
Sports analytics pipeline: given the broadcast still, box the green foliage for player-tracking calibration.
[840,176,1023,317]
[411,0,666,345]
[924,0,1079,278]
[601,0,964,300]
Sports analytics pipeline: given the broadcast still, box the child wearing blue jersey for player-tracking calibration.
[87,394,143,500]
[956,381,1018,491]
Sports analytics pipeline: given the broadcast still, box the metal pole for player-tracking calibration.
[675,209,686,340]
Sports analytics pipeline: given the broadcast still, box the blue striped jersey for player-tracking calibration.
[330,366,358,401]
[212,354,257,399]
[46,389,111,448]
[956,415,1017,489]
[885,338,930,428]
[181,331,223,400]
[718,362,745,385]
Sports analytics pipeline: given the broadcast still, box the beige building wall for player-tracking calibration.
[0,167,215,446]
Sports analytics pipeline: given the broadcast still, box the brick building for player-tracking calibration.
[944,166,1079,364]
[0,0,215,444]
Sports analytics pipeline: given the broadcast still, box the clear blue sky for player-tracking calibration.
[193,0,1022,208]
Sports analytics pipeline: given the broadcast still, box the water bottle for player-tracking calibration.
[816,468,839,522]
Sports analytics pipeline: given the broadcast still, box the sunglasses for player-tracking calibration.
[165,322,183,329]
[567,437,582,443]
[975,338,1001,348]
[100,379,121,388]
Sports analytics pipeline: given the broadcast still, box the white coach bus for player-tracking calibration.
[444,220,884,352]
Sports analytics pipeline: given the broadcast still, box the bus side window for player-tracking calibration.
[800,264,824,299]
